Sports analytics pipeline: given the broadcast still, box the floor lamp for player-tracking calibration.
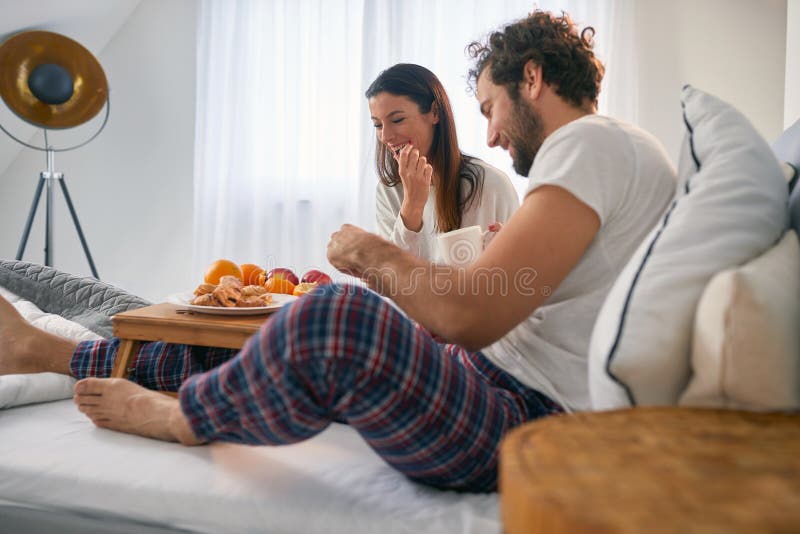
[0,30,110,279]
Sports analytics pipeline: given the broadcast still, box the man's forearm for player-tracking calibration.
[329,227,517,350]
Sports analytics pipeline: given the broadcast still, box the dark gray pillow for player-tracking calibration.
[0,260,150,338]
[773,119,800,235]
[773,118,800,167]
[791,169,800,237]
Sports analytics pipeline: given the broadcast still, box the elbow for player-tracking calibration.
[458,338,489,353]
[440,306,502,352]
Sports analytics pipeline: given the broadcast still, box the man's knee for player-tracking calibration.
[267,283,385,342]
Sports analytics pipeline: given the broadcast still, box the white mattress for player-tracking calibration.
[0,289,500,533]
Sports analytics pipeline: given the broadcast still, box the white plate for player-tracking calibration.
[167,292,299,316]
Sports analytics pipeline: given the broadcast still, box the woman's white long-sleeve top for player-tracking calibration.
[375,158,519,261]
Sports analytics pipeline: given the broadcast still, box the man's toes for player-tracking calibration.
[75,400,100,414]
[74,377,113,395]
[89,416,112,428]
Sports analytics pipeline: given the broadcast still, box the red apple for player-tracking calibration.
[266,267,299,285]
[301,269,332,285]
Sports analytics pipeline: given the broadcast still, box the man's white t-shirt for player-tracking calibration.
[376,158,519,261]
[482,115,677,411]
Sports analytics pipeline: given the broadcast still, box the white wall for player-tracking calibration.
[0,0,197,301]
[786,0,800,127]
[634,0,787,162]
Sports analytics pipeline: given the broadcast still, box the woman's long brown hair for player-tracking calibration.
[366,63,484,232]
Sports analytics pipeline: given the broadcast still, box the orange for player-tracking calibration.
[240,263,264,285]
[263,277,296,295]
[293,282,319,296]
[203,259,243,285]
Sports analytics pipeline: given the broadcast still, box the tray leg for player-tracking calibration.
[111,339,140,379]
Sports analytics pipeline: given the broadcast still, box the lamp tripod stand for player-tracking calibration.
[0,30,110,279]
[16,146,99,278]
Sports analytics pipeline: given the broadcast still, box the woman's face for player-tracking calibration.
[368,92,439,160]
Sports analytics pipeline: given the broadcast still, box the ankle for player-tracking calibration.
[17,324,77,375]
[169,402,204,446]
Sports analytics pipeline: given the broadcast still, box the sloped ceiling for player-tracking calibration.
[0,0,142,176]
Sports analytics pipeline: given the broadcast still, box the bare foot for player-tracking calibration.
[73,377,204,445]
[0,296,76,376]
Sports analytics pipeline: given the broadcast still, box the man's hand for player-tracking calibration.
[327,224,384,278]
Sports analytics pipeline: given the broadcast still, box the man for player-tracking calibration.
[0,11,675,492]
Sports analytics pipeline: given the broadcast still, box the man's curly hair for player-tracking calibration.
[467,10,605,108]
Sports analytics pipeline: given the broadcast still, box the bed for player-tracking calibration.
[0,276,500,534]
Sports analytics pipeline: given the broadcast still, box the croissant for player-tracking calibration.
[212,284,241,307]
[241,285,268,297]
[190,294,218,306]
[238,294,273,307]
[193,283,217,297]
[219,275,243,289]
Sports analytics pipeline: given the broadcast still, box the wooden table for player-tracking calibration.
[110,303,270,381]
[500,407,800,533]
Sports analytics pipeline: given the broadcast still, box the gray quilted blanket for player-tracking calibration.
[0,260,150,338]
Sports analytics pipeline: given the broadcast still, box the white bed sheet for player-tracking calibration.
[0,400,499,533]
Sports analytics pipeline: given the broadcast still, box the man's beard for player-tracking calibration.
[507,96,545,177]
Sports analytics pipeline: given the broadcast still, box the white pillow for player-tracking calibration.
[680,230,800,410]
[588,86,788,409]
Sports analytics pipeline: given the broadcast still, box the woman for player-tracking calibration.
[367,63,519,261]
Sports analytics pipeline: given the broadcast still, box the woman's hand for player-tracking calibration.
[484,222,503,248]
[396,144,433,232]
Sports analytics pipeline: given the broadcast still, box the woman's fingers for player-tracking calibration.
[415,154,427,175]
[408,147,420,173]
[422,162,433,183]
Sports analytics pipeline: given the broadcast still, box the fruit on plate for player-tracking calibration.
[266,267,299,285]
[293,281,319,296]
[240,263,265,286]
[263,276,296,295]
[204,259,243,285]
[301,269,332,285]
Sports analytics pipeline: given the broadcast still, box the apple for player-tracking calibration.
[301,269,332,285]
[266,267,299,285]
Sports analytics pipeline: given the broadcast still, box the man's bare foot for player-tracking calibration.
[73,377,204,446]
[0,296,76,376]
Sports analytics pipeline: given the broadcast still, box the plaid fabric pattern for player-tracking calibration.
[71,338,236,392]
[179,284,563,492]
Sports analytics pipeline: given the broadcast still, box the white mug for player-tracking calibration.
[436,225,490,266]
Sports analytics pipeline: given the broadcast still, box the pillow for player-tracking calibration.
[0,260,150,338]
[782,162,798,186]
[774,119,800,233]
[588,85,788,409]
[773,118,800,168]
[679,230,800,410]
[790,166,800,235]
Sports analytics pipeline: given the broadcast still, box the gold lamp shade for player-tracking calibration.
[0,30,108,129]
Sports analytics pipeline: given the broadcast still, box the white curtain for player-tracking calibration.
[194,0,635,278]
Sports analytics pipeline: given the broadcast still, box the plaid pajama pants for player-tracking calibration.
[71,284,562,492]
